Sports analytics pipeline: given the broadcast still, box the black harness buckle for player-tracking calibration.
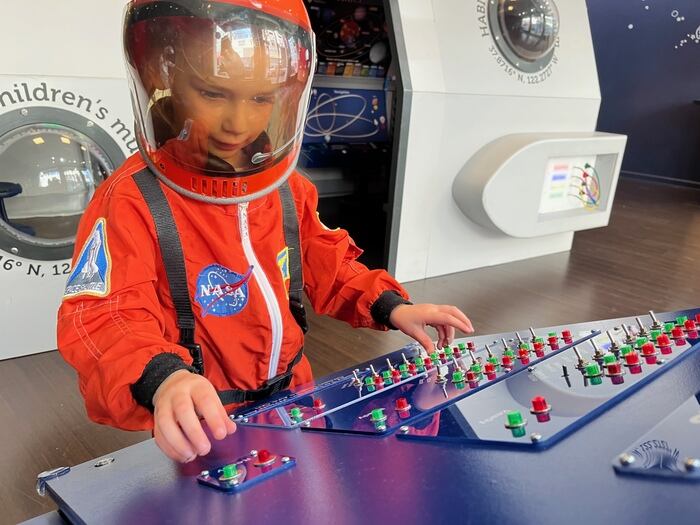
[289,298,308,334]
[181,342,204,375]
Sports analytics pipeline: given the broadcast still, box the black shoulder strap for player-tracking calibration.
[278,182,308,333]
[132,169,205,374]
[132,169,307,401]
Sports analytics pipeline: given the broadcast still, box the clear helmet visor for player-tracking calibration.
[125,1,315,178]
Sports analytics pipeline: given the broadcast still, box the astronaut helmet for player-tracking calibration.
[123,0,315,202]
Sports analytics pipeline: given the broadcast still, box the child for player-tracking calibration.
[57,0,473,463]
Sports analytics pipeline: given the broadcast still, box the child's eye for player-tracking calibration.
[253,94,274,104]
[200,89,225,100]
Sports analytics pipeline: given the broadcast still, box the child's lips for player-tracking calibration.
[211,138,242,151]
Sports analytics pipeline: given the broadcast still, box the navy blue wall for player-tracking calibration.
[587,0,700,184]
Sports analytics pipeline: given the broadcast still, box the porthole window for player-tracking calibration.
[0,107,124,260]
[488,0,560,73]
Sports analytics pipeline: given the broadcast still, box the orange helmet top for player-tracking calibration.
[124,0,316,202]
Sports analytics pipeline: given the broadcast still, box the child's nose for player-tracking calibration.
[221,100,249,136]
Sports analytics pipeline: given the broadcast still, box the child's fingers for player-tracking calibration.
[439,305,474,332]
[443,324,456,345]
[175,396,212,456]
[424,311,471,334]
[156,404,198,462]
[226,417,237,435]
[154,422,186,462]
[193,385,232,441]
[435,325,448,349]
[406,327,434,354]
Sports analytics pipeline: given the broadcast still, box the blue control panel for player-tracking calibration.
[36,309,700,525]
[237,326,591,435]
[401,321,700,448]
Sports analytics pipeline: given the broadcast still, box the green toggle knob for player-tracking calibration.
[452,370,464,383]
[603,353,617,365]
[585,362,601,377]
[221,464,238,479]
[370,408,386,422]
[619,345,633,356]
[664,322,675,333]
[506,411,524,427]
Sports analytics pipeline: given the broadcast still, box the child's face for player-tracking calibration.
[169,31,278,169]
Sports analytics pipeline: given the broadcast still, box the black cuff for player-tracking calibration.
[370,290,413,330]
[131,353,196,412]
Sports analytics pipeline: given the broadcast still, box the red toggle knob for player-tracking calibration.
[467,341,476,350]
[607,362,622,375]
[656,334,671,347]
[396,397,410,411]
[408,363,417,375]
[548,336,559,345]
[695,313,700,325]
[257,450,272,463]
[484,362,496,374]
[624,351,640,366]
[561,329,573,342]
[672,327,685,339]
[313,398,325,409]
[466,370,477,382]
[531,396,549,413]
[685,319,697,330]
[502,355,513,367]
[641,342,656,356]
[518,348,529,359]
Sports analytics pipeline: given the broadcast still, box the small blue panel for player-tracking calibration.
[196,451,296,493]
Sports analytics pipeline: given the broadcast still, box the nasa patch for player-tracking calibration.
[196,264,253,317]
[64,218,111,298]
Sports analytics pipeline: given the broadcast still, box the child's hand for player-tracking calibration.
[152,370,237,463]
[389,303,474,353]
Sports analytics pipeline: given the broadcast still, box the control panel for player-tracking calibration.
[236,310,700,450]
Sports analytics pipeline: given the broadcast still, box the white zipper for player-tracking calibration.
[238,202,284,379]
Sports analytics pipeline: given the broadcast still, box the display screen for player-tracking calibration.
[538,156,601,214]
[306,0,390,78]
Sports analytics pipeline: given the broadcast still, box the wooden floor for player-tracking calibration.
[2,177,699,524]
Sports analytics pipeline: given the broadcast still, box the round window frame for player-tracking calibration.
[487,0,559,74]
[0,107,125,261]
